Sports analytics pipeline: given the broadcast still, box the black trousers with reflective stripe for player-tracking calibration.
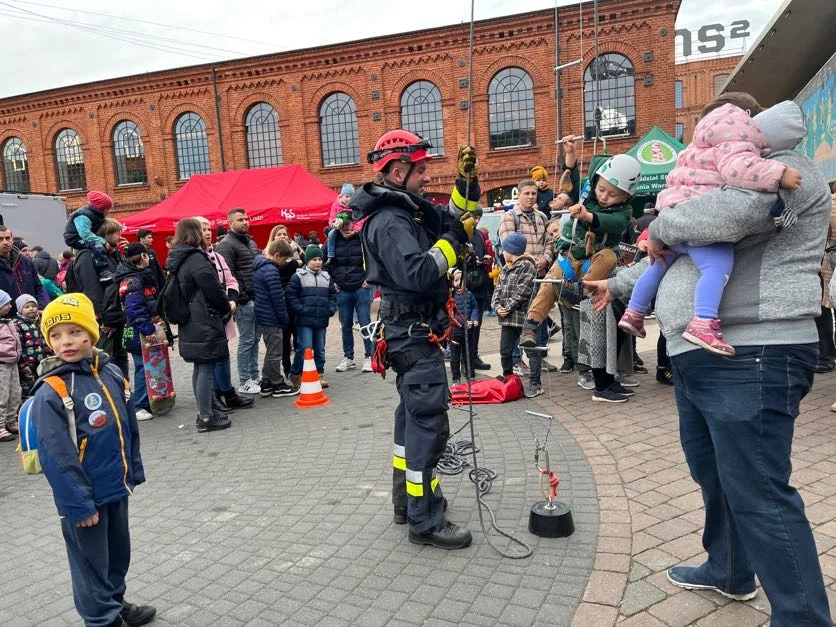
[386,318,449,535]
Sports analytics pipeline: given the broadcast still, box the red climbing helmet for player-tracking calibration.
[367,129,432,172]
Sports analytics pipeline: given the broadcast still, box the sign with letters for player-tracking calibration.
[675,20,751,58]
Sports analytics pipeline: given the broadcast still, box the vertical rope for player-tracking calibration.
[578,0,586,179]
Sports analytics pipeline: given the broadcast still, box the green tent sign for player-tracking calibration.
[626,126,686,194]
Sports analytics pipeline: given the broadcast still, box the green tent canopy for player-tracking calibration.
[584,126,686,216]
[586,126,685,195]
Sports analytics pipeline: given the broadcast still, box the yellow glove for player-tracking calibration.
[460,212,476,239]
[457,145,478,178]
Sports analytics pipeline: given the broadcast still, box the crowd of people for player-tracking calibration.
[5,88,836,626]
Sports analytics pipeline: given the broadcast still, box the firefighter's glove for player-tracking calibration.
[457,145,478,178]
[434,220,469,270]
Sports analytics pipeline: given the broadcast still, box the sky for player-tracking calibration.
[0,0,786,99]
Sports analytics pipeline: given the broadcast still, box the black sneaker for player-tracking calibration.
[408,520,472,549]
[120,601,157,627]
[559,357,575,373]
[259,383,275,398]
[196,413,231,432]
[609,382,635,397]
[592,388,629,403]
[212,391,232,414]
[272,382,300,398]
[656,367,674,386]
[519,325,538,348]
[223,389,254,409]
[472,358,491,371]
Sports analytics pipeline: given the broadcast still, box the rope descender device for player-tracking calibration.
[528,436,575,539]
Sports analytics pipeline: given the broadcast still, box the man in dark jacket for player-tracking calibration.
[214,208,262,395]
[350,129,479,550]
[330,212,374,374]
[136,229,166,289]
[69,219,129,378]
[0,226,47,311]
[32,246,60,281]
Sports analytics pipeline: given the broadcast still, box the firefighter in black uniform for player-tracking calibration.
[351,130,480,550]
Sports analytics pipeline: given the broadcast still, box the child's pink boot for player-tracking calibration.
[682,317,736,356]
[618,307,647,338]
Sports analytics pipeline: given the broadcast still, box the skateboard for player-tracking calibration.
[141,324,176,416]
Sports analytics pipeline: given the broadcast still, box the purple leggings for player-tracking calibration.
[628,242,734,319]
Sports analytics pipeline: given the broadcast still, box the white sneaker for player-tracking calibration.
[136,409,153,421]
[335,357,356,372]
[238,379,261,394]
[577,372,595,390]
[362,357,373,372]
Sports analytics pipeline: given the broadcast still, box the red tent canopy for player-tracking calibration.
[120,164,335,249]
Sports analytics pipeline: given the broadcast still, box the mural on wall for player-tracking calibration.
[795,52,835,183]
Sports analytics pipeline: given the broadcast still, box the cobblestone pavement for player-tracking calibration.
[2,311,835,626]
[0,314,596,626]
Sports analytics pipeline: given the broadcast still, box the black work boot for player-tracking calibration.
[223,388,255,409]
[408,521,472,549]
[472,357,491,371]
[213,391,232,414]
[196,413,231,433]
[120,601,157,627]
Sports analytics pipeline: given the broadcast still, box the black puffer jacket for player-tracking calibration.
[34,251,59,281]
[165,245,231,364]
[214,230,260,305]
[329,230,365,291]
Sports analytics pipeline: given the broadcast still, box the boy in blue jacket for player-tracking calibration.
[115,243,159,422]
[253,240,297,398]
[287,245,337,389]
[31,293,155,627]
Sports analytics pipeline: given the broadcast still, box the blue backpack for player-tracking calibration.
[17,376,77,475]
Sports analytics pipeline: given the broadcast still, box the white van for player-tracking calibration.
[0,193,69,255]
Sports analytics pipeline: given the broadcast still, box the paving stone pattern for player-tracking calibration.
[0,316,597,626]
[3,312,835,626]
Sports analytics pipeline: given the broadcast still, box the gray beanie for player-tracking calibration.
[753,101,806,153]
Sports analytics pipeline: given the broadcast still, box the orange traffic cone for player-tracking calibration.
[295,348,330,408]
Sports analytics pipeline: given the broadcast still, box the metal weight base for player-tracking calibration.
[528,500,575,538]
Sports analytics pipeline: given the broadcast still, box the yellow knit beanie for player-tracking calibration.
[530,166,548,182]
[41,293,100,348]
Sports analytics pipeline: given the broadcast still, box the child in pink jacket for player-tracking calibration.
[618,98,805,356]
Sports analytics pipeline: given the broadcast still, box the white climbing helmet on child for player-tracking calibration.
[595,154,642,196]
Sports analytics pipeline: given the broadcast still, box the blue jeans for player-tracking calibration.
[336,288,373,359]
[292,326,326,375]
[213,358,233,392]
[235,301,260,383]
[671,344,831,626]
[131,353,149,411]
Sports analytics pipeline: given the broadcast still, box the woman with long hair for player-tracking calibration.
[165,218,232,432]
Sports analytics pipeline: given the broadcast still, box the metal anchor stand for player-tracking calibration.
[524,277,574,538]
[529,445,575,538]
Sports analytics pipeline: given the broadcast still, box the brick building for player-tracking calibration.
[674,54,743,143]
[0,0,686,220]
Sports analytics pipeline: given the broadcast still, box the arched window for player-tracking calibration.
[319,92,359,167]
[713,73,730,97]
[246,102,282,169]
[112,120,147,186]
[174,112,210,180]
[2,137,30,193]
[488,67,536,150]
[400,80,445,155]
[54,129,86,191]
[584,53,636,139]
